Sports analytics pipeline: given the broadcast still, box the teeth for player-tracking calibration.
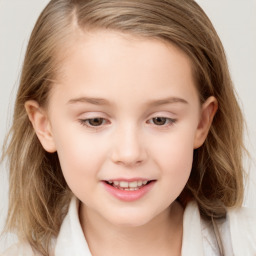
[125,187,139,191]
[129,181,138,188]
[108,180,149,189]
[120,181,128,188]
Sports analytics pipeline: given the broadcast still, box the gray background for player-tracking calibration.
[1,0,256,252]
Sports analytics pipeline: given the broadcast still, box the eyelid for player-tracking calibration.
[78,118,110,132]
[146,112,177,127]
[147,117,176,126]
[148,111,176,119]
[77,112,111,130]
[78,111,109,118]
[77,112,177,129]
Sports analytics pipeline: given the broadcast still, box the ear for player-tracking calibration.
[194,96,218,149]
[25,100,56,153]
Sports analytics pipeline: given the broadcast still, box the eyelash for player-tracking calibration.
[147,117,176,127]
[79,118,108,128]
[79,117,176,129]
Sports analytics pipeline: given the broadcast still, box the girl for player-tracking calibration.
[1,0,256,255]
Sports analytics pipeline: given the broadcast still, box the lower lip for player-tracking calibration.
[102,181,155,202]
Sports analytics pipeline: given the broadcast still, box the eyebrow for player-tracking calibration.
[67,96,188,106]
[146,97,188,106]
[67,97,110,105]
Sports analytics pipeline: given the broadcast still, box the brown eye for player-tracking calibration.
[152,117,168,125]
[79,117,109,129]
[148,117,176,127]
[87,118,105,126]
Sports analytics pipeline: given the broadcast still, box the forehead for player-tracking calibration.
[50,29,198,106]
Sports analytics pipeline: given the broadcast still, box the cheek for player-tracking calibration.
[51,124,108,191]
[162,141,194,190]
[149,128,196,191]
[161,142,194,204]
[152,129,195,168]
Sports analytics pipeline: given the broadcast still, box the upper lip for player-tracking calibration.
[103,178,153,182]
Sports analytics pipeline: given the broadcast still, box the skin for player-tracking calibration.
[26,30,217,256]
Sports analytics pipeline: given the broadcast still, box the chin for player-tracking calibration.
[105,208,158,228]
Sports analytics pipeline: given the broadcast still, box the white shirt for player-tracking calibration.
[2,197,256,255]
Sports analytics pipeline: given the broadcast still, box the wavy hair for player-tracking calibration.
[2,0,245,255]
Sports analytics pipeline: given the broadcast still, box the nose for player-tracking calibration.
[110,125,147,167]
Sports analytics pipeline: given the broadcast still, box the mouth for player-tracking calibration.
[102,179,156,201]
[104,180,154,191]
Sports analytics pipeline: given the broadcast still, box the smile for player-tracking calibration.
[105,180,150,191]
[103,179,156,202]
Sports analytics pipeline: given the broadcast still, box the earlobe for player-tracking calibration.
[194,96,218,149]
[25,100,56,153]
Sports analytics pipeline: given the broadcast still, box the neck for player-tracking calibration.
[79,202,184,256]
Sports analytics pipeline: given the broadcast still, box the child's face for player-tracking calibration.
[28,30,216,227]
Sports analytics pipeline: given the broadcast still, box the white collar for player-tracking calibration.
[54,196,256,256]
[55,197,91,256]
[54,197,207,256]
[181,201,205,255]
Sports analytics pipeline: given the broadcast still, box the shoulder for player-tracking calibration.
[1,242,35,256]
[227,206,256,255]
[202,205,256,255]
[183,202,256,255]
[227,205,256,226]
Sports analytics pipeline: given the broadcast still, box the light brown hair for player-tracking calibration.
[2,0,245,255]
